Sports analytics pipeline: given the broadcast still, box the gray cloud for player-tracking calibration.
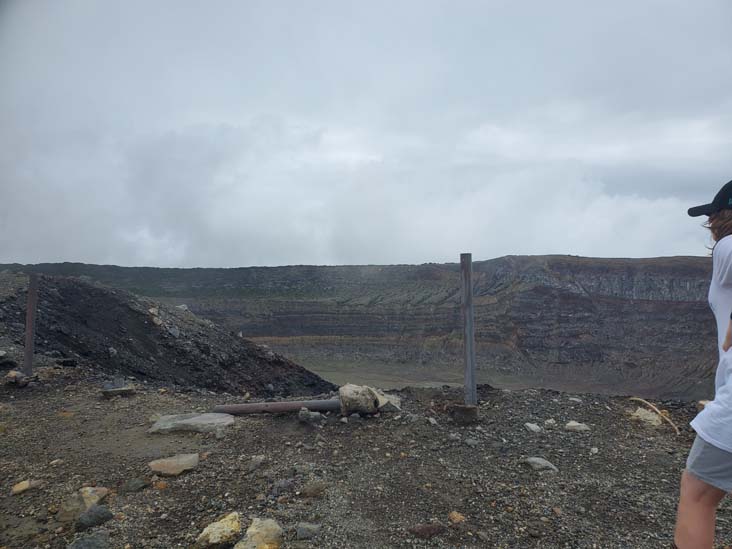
[1,0,731,266]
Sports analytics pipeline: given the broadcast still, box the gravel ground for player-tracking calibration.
[1,370,729,548]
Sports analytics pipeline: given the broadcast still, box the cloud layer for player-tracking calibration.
[1,0,731,266]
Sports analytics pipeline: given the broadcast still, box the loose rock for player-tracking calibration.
[80,486,109,508]
[10,479,42,495]
[565,420,591,432]
[120,478,149,494]
[630,407,662,427]
[76,505,113,531]
[4,370,28,387]
[148,453,199,476]
[195,512,241,548]
[234,517,284,549]
[448,511,466,524]
[148,413,235,435]
[57,493,87,523]
[295,522,321,540]
[524,422,542,433]
[522,457,559,473]
[298,407,324,425]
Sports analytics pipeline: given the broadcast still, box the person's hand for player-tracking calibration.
[724,320,732,352]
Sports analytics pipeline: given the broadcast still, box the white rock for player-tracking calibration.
[522,457,558,473]
[568,397,583,403]
[524,423,542,433]
[590,447,599,455]
[565,421,591,432]
[544,418,557,428]
[427,417,438,426]
[339,384,378,415]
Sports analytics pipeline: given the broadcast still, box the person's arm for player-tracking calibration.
[725,313,732,352]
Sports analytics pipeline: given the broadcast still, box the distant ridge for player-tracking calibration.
[1,255,715,399]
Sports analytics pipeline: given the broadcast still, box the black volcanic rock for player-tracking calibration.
[0,273,335,396]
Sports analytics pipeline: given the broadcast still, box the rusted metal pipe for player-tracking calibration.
[213,398,341,415]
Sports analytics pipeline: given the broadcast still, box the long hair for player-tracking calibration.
[706,210,732,242]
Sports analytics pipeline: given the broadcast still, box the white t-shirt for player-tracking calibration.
[691,234,732,452]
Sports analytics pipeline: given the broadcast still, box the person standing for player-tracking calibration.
[675,180,732,548]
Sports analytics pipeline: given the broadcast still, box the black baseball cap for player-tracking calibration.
[688,180,732,217]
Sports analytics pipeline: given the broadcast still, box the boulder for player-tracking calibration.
[338,384,378,416]
[148,413,234,435]
[195,512,241,548]
[148,453,199,476]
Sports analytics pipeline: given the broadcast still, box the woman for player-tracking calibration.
[676,180,732,548]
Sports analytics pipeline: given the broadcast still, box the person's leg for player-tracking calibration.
[674,470,726,548]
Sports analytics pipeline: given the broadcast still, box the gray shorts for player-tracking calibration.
[687,435,732,492]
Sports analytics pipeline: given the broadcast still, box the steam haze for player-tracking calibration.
[1,0,731,267]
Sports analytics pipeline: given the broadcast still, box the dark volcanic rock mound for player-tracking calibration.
[0,273,334,396]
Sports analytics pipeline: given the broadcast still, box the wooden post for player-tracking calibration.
[461,253,477,406]
[23,273,39,377]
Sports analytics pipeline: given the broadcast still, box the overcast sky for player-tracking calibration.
[1,1,731,267]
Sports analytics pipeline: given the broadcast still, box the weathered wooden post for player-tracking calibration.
[23,273,39,377]
[461,253,477,406]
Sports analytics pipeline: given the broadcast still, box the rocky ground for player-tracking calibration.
[2,368,730,548]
